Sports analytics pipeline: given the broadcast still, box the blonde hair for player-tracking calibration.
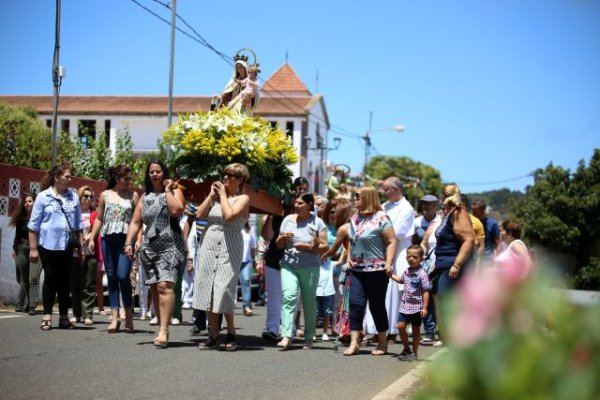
[358,186,382,214]
[442,183,462,209]
[77,185,93,199]
[224,163,250,185]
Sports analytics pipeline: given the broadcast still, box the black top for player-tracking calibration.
[264,215,284,270]
[13,218,29,252]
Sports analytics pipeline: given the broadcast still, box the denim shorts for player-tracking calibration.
[398,312,422,326]
[316,295,334,318]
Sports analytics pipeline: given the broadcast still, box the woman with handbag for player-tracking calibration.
[28,162,83,330]
[322,186,397,356]
[88,165,139,333]
[125,160,186,348]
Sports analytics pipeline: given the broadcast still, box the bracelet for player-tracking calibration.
[452,264,460,270]
[30,247,38,251]
[124,243,133,248]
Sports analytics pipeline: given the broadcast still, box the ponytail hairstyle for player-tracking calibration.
[298,192,315,209]
[42,161,72,190]
[442,183,463,209]
[106,164,132,190]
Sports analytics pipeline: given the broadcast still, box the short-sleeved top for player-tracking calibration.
[413,214,441,244]
[27,187,83,251]
[482,217,500,258]
[349,211,393,272]
[280,213,327,268]
[469,214,485,241]
[184,202,209,244]
[100,191,134,236]
[399,266,432,314]
[242,228,257,263]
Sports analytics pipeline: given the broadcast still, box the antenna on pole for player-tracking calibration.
[285,49,289,64]
[315,70,319,93]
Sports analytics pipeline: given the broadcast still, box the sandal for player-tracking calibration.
[58,318,75,330]
[224,333,237,351]
[277,337,291,351]
[40,319,52,331]
[371,345,388,356]
[199,336,220,350]
[343,344,360,356]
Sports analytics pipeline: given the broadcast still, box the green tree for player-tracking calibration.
[365,155,443,205]
[514,149,600,289]
[0,102,53,170]
[465,188,525,220]
[0,102,138,183]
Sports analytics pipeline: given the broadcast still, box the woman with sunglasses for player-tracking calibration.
[28,162,84,330]
[70,186,98,325]
[322,186,397,355]
[88,165,139,333]
[194,163,250,351]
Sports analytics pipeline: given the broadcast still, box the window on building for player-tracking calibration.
[61,119,70,134]
[104,119,111,146]
[46,119,52,128]
[78,119,96,147]
[269,121,278,129]
[285,121,294,139]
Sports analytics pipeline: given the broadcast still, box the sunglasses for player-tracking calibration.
[82,194,94,199]
[222,172,241,180]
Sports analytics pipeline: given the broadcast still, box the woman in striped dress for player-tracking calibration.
[194,163,250,351]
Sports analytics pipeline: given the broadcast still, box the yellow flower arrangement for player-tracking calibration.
[161,107,298,197]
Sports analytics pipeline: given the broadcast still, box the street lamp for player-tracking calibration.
[363,111,405,178]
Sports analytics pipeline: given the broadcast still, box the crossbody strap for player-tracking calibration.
[56,197,75,231]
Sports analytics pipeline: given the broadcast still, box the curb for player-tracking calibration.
[371,348,448,400]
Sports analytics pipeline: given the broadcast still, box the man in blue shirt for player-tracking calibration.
[472,199,500,266]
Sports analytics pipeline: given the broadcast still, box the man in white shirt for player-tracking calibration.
[364,176,414,343]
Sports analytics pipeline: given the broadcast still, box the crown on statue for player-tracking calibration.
[233,53,249,62]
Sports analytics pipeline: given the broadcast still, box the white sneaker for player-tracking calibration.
[433,340,444,347]
[322,333,330,341]
[149,316,158,325]
[171,318,181,326]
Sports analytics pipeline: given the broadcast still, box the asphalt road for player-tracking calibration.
[0,306,437,400]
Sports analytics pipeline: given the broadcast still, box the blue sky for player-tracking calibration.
[1,0,599,193]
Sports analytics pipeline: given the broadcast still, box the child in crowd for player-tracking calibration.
[389,244,431,361]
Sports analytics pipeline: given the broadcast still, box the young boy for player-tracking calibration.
[389,244,431,361]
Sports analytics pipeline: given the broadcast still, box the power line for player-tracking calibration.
[455,173,534,186]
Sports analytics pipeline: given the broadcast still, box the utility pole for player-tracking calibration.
[51,0,63,166]
[166,0,176,162]
[363,111,373,179]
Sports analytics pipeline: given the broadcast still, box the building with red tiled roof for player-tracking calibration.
[0,63,332,193]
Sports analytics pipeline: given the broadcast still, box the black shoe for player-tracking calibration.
[15,306,25,313]
[262,331,280,342]
[28,308,37,316]
[255,299,266,307]
[190,326,202,336]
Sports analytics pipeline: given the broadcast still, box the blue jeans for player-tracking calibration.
[101,234,133,309]
[239,261,252,308]
[423,296,436,337]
